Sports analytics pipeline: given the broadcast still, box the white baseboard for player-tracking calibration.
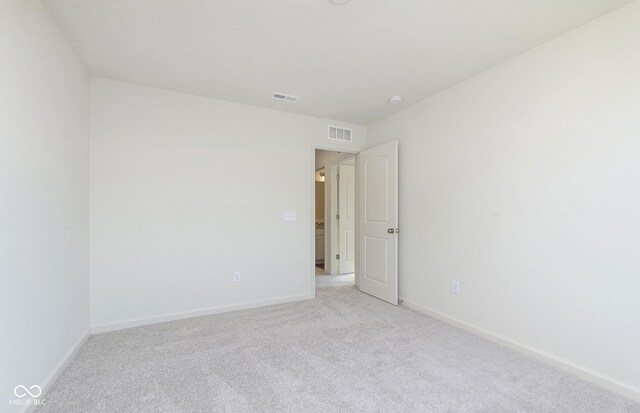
[91,293,314,334]
[20,328,90,413]
[400,297,640,403]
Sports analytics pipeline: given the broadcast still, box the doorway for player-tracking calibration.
[312,141,399,304]
[315,149,356,288]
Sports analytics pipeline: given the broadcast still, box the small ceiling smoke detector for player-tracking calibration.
[272,93,300,103]
[330,0,351,5]
[389,96,403,105]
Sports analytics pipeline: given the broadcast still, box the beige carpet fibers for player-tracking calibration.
[39,277,639,412]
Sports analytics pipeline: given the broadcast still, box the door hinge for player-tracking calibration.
[336,214,340,220]
[336,254,340,260]
[336,172,340,181]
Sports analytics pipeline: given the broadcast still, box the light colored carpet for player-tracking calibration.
[39,277,639,412]
[315,272,354,287]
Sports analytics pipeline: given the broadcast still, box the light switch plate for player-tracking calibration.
[284,211,297,221]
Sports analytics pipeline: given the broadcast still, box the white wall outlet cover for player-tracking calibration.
[451,280,460,294]
[233,271,241,282]
[283,211,297,221]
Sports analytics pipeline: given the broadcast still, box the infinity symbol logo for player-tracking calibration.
[14,385,42,398]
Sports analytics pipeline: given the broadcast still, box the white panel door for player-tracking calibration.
[338,163,356,274]
[358,140,398,305]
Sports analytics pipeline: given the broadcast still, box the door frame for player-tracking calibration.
[310,146,359,296]
[330,157,356,275]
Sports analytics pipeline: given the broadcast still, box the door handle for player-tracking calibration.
[387,228,395,234]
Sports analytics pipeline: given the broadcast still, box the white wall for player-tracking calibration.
[0,1,90,411]
[90,78,366,331]
[368,1,640,399]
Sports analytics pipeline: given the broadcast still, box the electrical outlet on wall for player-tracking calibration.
[451,280,460,294]
[233,271,241,282]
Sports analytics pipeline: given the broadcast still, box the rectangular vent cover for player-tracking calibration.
[328,126,352,142]
[272,93,300,103]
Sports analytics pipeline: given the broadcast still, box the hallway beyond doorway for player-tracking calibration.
[315,270,354,288]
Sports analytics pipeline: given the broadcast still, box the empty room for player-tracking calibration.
[1,0,639,412]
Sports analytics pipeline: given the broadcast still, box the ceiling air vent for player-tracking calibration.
[328,126,352,142]
[272,93,300,103]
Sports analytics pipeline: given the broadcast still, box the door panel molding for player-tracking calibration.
[357,140,398,305]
